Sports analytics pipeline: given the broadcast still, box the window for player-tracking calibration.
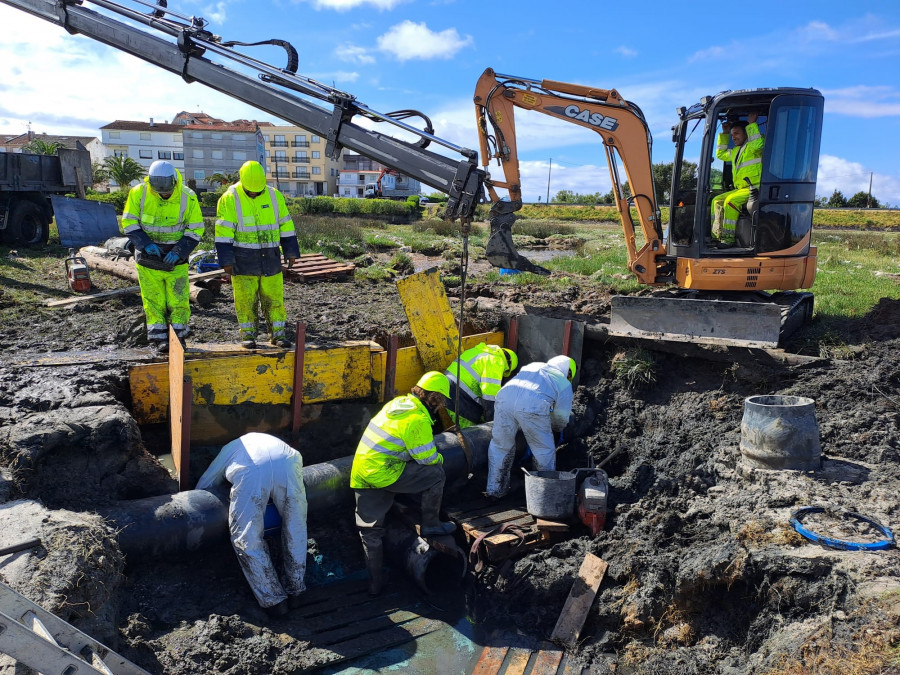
[173,152,184,160]
[193,149,204,159]
[312,166,321,175]
[173,135,180,142]
[233,134,245,141]
[109,131,120,139]
[193,132,204,139]
[211,133,223,140]
[311,135,320,143]
[312,151,320,159]
[194,170,205,180]
[273,135,287,147]
[140,132,151,140]
[139,149,152,159]
[212,150,223,160]
[233,150,247,160]
[158,150,172,159]
[113,149,127,157]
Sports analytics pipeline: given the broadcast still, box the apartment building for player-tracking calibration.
[100,120,185,180]
[181,121,270,192]
[337,154,421,198]
[0,131,106,164]
[260,126,341,197]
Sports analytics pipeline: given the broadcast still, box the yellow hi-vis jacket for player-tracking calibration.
[215,183,300,277]
[716,122,765,188]
[350,394,442,489]
[445,343,507,404]
[121,170,203,263]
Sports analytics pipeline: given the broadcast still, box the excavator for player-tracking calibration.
[475,69,824,347]
[1,0,823,348]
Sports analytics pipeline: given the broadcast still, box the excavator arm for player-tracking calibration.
[474,69,665,281]
[2,0,485,224]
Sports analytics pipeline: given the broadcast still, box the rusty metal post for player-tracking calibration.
[291,323,307,436]
[384,334,399,401]
[506,316,519,352]
[562,319,573,356]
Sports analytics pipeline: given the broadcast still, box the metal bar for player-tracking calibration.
[506,317,519,353]
[291,323,307,435]
[384,334,398,401]
[562,320,573,356]
[0,539,41,557]
[178,377,192,492]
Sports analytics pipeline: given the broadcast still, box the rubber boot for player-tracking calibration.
[420,485,456,536]
[362,541,385,596]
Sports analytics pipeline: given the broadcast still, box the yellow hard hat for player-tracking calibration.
[416,371,450,399]
[239,161,267,192]
[502,348,518,376]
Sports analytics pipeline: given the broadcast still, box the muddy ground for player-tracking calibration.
[1,247,899,674]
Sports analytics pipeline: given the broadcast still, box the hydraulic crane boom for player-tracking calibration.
[1,0,485,223]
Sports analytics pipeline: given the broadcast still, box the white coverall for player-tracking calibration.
[485,356,574,497]
[196,432,308,608]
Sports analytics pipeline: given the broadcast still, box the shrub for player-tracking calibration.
[611,349,656,390]
[86,191,127,214]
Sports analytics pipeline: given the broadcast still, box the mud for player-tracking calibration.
[1,256,900,674]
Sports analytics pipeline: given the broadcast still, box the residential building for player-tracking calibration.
[260,126,342,197]
[181,120,271,192]
[337,154,421,199]
[100,120,185,183]
[1,131,105,164]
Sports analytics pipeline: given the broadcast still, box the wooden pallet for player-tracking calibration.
[471,634,617,674]
[448,499,570,565]
[282,253,355,281]
[290,578,442,671]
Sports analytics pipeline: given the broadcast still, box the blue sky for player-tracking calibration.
[1,0,899,205]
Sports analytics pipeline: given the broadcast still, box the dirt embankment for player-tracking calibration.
[1,263,900,673]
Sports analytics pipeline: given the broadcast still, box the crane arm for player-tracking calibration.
[2,0,484,221]
[473,68,665,282]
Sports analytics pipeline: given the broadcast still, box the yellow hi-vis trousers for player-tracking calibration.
[232,274,287,340]
[136,263,191,343]
[710,187,751,244]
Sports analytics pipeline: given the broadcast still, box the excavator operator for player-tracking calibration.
[711,112,765,245]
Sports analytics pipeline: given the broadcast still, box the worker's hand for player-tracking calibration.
[722,121,732,133]
[223,265,234,276]
[747,112,758,124]
[163,250,180,266]
[144,243,162,257]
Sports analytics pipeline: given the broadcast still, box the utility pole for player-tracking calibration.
[546,158,552,204]
[867,172,873,208]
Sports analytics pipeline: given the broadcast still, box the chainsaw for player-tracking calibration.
[65,249,92,292]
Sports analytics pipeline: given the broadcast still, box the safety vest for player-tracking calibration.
[445,343,507,403]
[350,394,442,489]
[121,173,203,247]
[215,184,300,276]
[716,122,765,188]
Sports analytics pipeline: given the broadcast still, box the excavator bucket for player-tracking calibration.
[608,295,788,349]
[484,203,550,275]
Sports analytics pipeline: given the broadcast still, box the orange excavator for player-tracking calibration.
[474,69,824,347]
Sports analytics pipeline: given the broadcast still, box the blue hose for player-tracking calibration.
[790,506,895,551]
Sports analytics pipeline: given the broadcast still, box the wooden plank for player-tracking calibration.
[471,644,509,675]
[168,326,190,491]
[505,647,532,675]
[536,519,571,532]
[550,554,608,646]
[130,342,374,424]
[309,616,443,668]
[310,610,420,645]
[531,645,564,674]
[396,268,460,371]
[464,509,534,530]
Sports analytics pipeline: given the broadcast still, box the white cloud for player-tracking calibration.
[202,1,229,25]
[687,45,725,64]
[376,21,473,61]
[335,43,376,65]
[304,0,406,10]
[817,155,900,207]
[614,46,638,58]
[823,85,900,118]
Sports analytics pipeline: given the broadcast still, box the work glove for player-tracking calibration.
[144,243,162,257]
[163,250,181,266]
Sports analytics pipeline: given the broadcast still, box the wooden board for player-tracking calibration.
[450,500,566,564]
[396,268,460,371]
[472,644,510,675]
[549,553,608,646]
[282,253,355,281]
[531,645,564,674]
[167,326,190,491]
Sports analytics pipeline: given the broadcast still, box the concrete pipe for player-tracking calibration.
[103,424,495,559]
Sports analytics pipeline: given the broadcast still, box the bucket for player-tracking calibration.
[499,268,522,276]
[740,395,821,471]
[523,469,576,519]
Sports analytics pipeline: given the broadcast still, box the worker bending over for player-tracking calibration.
[122,160,203,353]
[351,372,456,595]
[711,112,765,244]
[485,356,575,499]
[215,161,300,349]
[445,343,518,428]
[196,432,308,618]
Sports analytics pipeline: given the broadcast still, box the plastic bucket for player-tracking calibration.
[499,268,522,276]
[740,395,821,470]
[523,469,576,519]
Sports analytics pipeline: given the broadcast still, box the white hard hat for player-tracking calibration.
[148,161,176,194]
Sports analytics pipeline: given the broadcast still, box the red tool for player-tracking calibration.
[65,249,92,292]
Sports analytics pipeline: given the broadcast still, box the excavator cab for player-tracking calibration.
[668,89,824,276]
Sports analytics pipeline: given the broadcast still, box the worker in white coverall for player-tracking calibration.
[196,432,308,618]
[485,355,576,499]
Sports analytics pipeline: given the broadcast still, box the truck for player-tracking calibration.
[0,0,824,347]
[0,147,93,246]
[363,169,420,200]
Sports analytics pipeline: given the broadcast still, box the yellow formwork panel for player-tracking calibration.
[396,269,460,372]
[131,342,375,424]
[371,332,504,401]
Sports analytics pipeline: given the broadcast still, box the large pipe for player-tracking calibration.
[103,424,497,558]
